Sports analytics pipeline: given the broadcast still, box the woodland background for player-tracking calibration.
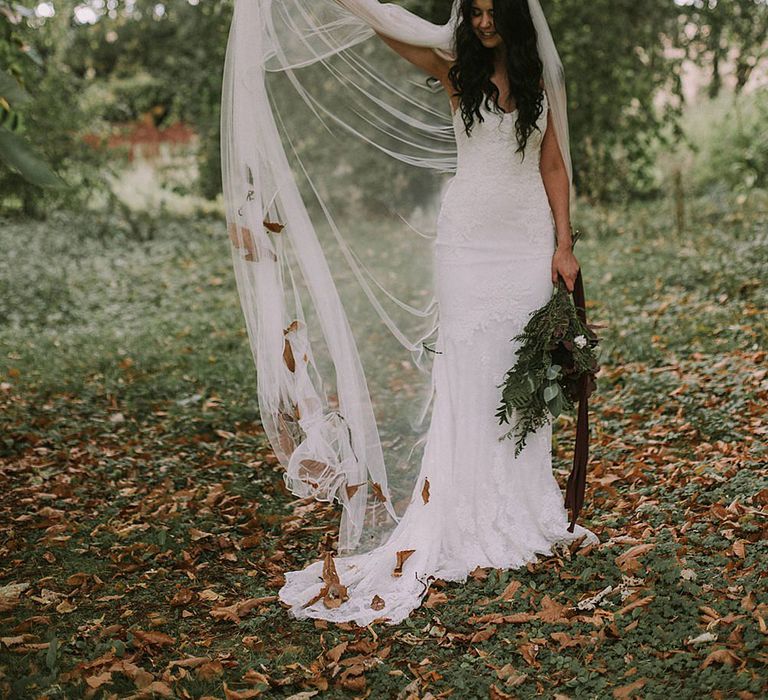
[1,1,767,698]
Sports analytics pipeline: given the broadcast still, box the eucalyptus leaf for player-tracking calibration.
[543,383,560,402]
[546,391,564,417]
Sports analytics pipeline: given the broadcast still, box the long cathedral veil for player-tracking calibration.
[220,0,573,556]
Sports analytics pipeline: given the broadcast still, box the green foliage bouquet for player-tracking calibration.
[496,230,602,456]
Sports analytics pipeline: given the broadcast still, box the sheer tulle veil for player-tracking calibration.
[220,0,573,555]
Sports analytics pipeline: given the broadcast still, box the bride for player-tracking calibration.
[221,0,600,627]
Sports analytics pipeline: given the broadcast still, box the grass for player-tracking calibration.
[0,186,766,699]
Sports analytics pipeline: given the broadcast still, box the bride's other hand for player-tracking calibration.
[551,245,579,293]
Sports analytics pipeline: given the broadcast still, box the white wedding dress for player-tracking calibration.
[277,90,599,627]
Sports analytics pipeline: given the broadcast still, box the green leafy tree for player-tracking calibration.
[65,0,234,200]
[680,0,768,98]
[0,0,106,217]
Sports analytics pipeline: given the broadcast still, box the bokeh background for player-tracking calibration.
[1,1,766,698]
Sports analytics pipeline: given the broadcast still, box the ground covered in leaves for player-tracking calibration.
[1,193,767,699]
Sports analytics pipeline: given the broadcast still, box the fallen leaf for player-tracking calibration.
[224,681,268,699]
[56,600,76,614]
[169,589,198,607]
[371,482,387,502]
[130,630,175,648]
[392,550,415,577]
[299,460,327,488]
[264,219,285,233]
[326,641,348,663]
[85,671,112,689]
[424,590,448,608]
[345,482,364,499]
[167,657,212,670]
[470,625,496,643]
[701,648,743,668]
[498,580,521,602]
[302,552,349,610]
[612,678,647,698]
[196,660,224,681]
[537,595,568,623]
[210,596,276,624]
[283,339,295,373]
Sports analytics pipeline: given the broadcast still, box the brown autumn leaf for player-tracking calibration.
[615,544,655,574]
[498,580,522,602]
[242,668,270,686]
[321,552,349,609]
[612,678,647,699]
[549,631,583,650]
[167,657,211,670]
[85,671,112,689]
[346,482,364,499]
[489,683,517,700]
[210,596,276,624]
[131,629,175,648]
[228,224,265,262]
[263,219,285,233]
[469,625,497,643]
[326,641,348,663]
[519,641,540,667]
[701,648,743,668]
[196,660,225,681]
[371,482,387,502]
[467,611,534,625]
[616,595,654,616]
[424,590,449,608]
[303,552,349,610]
[55,599,76,614]
[141,681,174,698]
[223,683,262,700]
[299,460,328,488]
[370,595,385,611]
[496,663,529,686]
[241,636,264,652]
[66,572,93,587]
[537,595,569,623]
[109,659,154,689]
[189,528,214,541]
[283,338,295,373]
[0,634,37,647]
[421,477,430,504]
[283,320,301,334]
[732,540,747,558]
[392,549,415,577]
[169,588,198,607]
[339,674,366,692]
[239,534,261,549]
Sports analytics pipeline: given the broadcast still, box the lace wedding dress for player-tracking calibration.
[277,90,599,627]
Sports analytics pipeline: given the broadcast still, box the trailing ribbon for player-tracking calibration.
[563,267,591,533]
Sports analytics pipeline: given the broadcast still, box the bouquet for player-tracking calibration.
[496,229,602,457]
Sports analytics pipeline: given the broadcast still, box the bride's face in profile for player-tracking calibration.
[471,0,503,50]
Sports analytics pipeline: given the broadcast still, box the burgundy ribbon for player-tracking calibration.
[563,267,590,533]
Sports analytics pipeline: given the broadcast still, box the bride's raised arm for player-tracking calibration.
[372,31,452,80]
[331,0,457,55]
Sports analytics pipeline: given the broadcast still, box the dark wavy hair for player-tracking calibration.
[447,0,544,156]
